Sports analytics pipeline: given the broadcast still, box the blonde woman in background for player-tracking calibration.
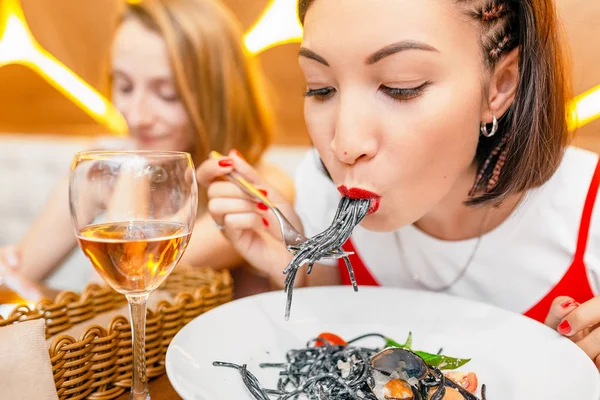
[0,0,292,295]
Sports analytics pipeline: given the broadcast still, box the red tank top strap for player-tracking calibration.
[337,239,380,286]
[573,159,600,261]
[524,158,600,322]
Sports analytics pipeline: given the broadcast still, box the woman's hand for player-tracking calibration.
[0,246,44,301]
[0,245,19,273]
[546,295,600,368]
[196,150,302,287]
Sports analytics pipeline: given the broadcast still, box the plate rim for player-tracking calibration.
[166,286,600,399]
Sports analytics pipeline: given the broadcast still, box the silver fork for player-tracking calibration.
[210,151,352,259]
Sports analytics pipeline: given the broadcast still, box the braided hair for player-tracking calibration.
[459,0,569,206]
[463,0,521,197]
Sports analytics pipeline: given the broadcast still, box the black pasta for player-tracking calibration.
[214,333,486,400]
[282,197,370,319]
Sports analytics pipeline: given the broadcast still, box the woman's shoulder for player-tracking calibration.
[541,146,599,201]
[560,146,599,176]
[531,146,600,232]
[553,148,600,279]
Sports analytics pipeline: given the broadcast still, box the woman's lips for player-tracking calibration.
[366,198,381,214]
[337,185,381,214]
[337,186,379,199]
[134,132,169,146]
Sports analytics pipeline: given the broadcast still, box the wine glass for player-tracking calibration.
[69,151,197,400]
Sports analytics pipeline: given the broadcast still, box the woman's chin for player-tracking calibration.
[359,211,404,232]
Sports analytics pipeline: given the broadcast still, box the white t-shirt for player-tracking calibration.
[294,146,600,315]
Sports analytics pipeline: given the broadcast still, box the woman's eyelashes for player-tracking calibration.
[380,81,430,102]
[304,81,430,102]
[113,77,133,95]
[304,86,336,101]
[157,89,179,102]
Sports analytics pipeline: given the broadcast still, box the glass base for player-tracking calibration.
[130,391,151,400]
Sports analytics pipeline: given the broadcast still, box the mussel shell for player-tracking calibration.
[370,348,428,380]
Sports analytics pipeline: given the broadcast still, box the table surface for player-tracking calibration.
[0,286,184,400]
[2,264,272,400]
[116,375,182,400]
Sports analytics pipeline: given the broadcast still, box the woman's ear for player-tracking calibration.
[481,48,519,123]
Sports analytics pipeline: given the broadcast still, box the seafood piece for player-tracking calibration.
[369,348,428,400]
[370,348,429,380]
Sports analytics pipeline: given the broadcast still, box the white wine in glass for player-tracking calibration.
[70,151,197,400]
[77,221,191,293]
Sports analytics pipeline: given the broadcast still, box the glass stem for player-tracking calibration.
[127,293,150,400]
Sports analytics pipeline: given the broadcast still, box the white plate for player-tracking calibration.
[166,286,600,399]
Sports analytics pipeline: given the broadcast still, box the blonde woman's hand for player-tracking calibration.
[0,245,19,274]
[546,295,600,369]
[196,150,301,287]
[0,246,44,301]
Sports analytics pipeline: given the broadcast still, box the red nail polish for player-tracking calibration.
[218,159,233,167]
[257,203,268,211]
[262,218,269,227]
[258,189,268,197]
[233,149,245,160]
[558,320,572,335]
[561,300,579,309]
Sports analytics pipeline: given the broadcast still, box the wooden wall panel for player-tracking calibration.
[257,44,308,145]
[0,0,598,149]
[0,65,98,133]
[0,0,122,135]
[21,0,123,91]
[557,0,600,149]
[220,0,309,145]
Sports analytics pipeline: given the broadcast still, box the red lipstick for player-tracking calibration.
[337,186,381,214]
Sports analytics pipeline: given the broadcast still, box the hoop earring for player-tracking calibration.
[480,115,498,137]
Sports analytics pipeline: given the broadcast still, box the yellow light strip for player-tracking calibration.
[243,0,600,130]
[244,0,303,54]
[1,0,599,136]
[0,0,128,135]
[570,85,600,131]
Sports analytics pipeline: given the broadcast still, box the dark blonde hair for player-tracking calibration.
[298,0,571,206]
[127,0,273,169]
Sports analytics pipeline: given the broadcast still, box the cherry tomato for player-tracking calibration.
[315,332,347,346]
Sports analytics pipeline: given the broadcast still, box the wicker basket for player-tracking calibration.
[0,267,233,400]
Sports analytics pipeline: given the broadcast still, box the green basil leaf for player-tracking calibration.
[384,338,406,348]
[384,335,471,370]
[404,332,413,350]
[384,332,412,349]
[415,351,471,370]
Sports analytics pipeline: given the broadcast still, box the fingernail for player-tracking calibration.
[258,189,268,197]
[558,320,572,335]
[218,159,234,167]
[257,203,269,211]
[233,149,245,160]
[262,218,269,227]
[561,300,579,309]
